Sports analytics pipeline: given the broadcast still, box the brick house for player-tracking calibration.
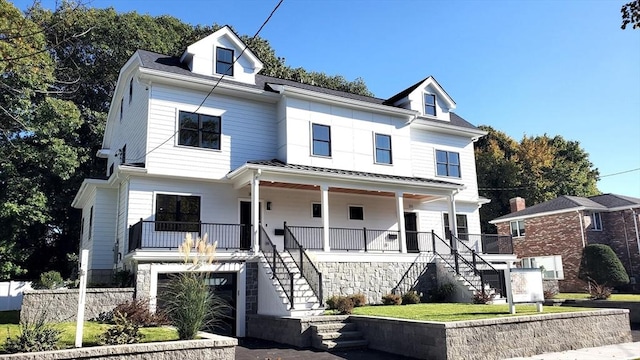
[490,194,640,292]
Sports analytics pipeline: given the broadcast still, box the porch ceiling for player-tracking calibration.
[259,181,437,200]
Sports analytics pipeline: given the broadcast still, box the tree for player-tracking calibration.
[579,244,629,296]
[621,0,640,29]
[475,126,599,232]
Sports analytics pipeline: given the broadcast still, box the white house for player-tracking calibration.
[72,26,514,337]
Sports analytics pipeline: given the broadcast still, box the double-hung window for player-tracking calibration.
[374,133,392,164]
[590,212,602,231]
[155,194,201,232]
[443,213,468,240]
[436,150,460,177]
[510,220,525,237]
[216,47,234,76]
[179,111,221,150]
[424,93,436,116]
[522,255,564,279]
[312,124,331,157]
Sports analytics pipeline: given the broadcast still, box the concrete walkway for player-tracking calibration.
[505,342,640,360]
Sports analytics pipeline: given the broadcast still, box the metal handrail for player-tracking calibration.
[451,234,505,297]
[259,225,295,308]
[284,222,324,305]
[432,231,485,294]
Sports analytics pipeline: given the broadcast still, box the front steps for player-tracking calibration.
[310,316,368,351]
[436,254,505,303]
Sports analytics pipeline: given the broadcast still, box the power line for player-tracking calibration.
[478,186,532,191]
[128,0,284,162]
[599,168,640,178]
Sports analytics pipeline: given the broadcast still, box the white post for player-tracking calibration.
[504,262,516,314]
[251,172,260,253]
[75,249,89,347]
[321,185,330,252]
[447,193,458,248]
[536,301,543,313]
[396,191,407,253]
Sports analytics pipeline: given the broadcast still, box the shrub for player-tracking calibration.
[543,288,558,300]
[113,270,134,287]
[349,293,366,307]
[37,271,63,289]
[98,312,143,345]
[112,298,169,327]
[382,293,402,305]
[429,283,455,303]
[325,295,340,310]
[472,291,493,304]
[335,297,355,315]
[401,291,420,305]
[579,244,630,287]
[4,312,61,353]
[589,282,612,300]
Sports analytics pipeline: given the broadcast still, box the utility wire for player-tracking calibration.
[599,168,640,178]
[128,0,284,163]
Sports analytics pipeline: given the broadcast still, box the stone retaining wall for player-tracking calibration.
[21,288,134,322]
[546,299,640,323]
[246,314,315,347]
[351,309,631,360]
[0,334,236,360]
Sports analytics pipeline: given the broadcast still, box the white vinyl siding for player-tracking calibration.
[92,188,118,270]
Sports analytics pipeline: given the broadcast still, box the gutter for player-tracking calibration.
[577,210,586,248]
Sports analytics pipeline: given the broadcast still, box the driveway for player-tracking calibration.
[235,338,416,360]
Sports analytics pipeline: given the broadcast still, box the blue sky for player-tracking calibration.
[16,0,640,198]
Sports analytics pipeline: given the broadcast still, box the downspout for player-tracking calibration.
[578,210,590,292]
[621,212,633,279]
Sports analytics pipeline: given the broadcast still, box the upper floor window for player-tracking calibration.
[374,133,392,164]
[436,150,460,177]
[216,47,234,76]
[155,194,200,232]
[178,111,221,150]
[510,220,525,237]
[443,213,468,240]
[88,206,93,240]
[590,212,603,231]
[312,123,331,157]
[424,93,436,116]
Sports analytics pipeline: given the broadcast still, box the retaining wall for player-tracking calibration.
[0,334,236,360]
[21,288,134,322]
[546,299,640,323]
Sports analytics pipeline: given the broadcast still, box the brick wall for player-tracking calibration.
[497,211,588,292]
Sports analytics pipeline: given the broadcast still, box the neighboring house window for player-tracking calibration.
[436,150,460,177]
[80,217,84,241]
[155,194,201,232]
[374,133,392,164]
[510,220,525,237]
[522,255,564,280]
[119,97,123,121]
[424,93,436,116]
[88,206,93,240]
[349,206,364,220]
[178,111,221,150]
[129,78,133,104]
[312,203,322,218]
[443,213,468,240]
[590,212,603,231]
[216,47,234,76]
[120,144,126,164]
[312,124,331,157]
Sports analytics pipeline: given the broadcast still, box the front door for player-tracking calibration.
[240,201,252,250]
[405,212,419,253]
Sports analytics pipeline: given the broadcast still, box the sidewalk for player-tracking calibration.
[505,342,640,360]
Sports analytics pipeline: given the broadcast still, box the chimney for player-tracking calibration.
[510,197,526,213]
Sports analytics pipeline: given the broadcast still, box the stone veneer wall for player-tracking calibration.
[0,335,237,360]
[245,261,258,316]
[351,309,631,360]
[315,261,437,304]
[549,299,640,324]
[21,288,134,322]
[247,314,315,347]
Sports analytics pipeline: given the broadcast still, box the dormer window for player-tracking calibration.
[216,47,234,76]
[424,93,436,116]
[129,78,133,104]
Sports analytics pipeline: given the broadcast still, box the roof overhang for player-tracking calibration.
[411,118,487,140]
[71,179,113,209]
[490,207,594,224]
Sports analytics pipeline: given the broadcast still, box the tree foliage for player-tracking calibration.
[621,0,640,29]
[579,244,629,288]
[476,126,599,232]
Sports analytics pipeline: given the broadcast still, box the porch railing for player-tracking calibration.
[458,233,513,254]
[127,219,246,253]
[259,225,294,308]
[285,226,324,250]
[284,223,323,305]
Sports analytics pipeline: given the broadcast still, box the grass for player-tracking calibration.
[0,311,178,352]
[556,293,640,301]
[351,303,593,322]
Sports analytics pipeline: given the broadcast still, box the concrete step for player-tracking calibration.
[312,322,357,333]
[316,339,369,351]
[316,330,363,341]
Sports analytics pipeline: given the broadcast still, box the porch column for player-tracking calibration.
[396,191,407,253]
[251,171,261,253]
[448,192,458,250]
[321,185,330,252]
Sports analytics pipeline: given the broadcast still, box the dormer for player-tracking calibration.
[179,26,263,85]
[385,76,456,122]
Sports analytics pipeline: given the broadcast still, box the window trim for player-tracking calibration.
[443,213,469,240]
[510,220,526,238]
[311,203,322,218]
[215,47,234,76]
[177,110,222,150]
[423,93,436,117]
[374,133,393,165]
[311,123,332,157]
[435,149,461,178]
[154,193,201,232]
[590,212,603,231]
[348,205,364,221]
[88,206,93,241]
[521,255,564,280]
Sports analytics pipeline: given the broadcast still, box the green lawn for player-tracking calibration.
[351,303,593,322]
[556,293,640,301]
